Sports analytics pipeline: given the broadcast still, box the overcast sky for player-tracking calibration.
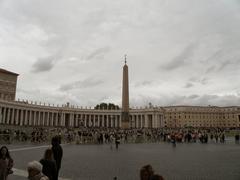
[1,0,240,107]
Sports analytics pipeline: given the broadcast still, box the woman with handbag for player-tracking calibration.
[0,146,14,180]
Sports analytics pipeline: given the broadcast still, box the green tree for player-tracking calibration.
[94,102,120,110]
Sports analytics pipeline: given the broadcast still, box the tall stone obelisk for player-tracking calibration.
[121,55,130,129]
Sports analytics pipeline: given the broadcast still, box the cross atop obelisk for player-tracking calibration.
[121,55,130,129]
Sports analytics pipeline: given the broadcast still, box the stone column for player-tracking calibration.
[50,112,54,126]
[24,110,28,126]
[84,114,87,127]
[54,113,57,126]
[46,112,49,126]
[0,107,2,124]
[143,115,145,128]
[29,110,32,126]
[33,111,36,126]
[20,110,24,126]
[61,113,65,127]
[110,115,112,128]
[2,107,6,124]
[38,111,41,126]
[16,109,19,125]
[77,114,80,127]
[92,114,96,127]
[11,108,15,125]
[71,114,74,127]
[119,115,122,128]
[42,112,45,126]
[136,115,139,128]
[7,108,11,124]
[0,106,3,124]
[107,115,109,127]
[79,114,82,127]
[139,115,142,128]
[69,113,72,127]
[97,115,99,127]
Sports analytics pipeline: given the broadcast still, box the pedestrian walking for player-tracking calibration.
[51,136,63,179]
[115,134,120,150]
[40,148,58,180]
[0,146,13,180]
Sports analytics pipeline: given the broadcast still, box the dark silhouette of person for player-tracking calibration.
[51,136,63,179]
[40,148,58,180]
[115,134,120,149]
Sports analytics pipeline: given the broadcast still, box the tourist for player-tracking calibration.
[115,134,120,149]
[51,136,63,179]
[150,174,164,180]
[220,133,225,143]
[27,160,49,180]
[235,134,239,143]
[140,164,154,180]
[0,146,13,180]
[40,149,58,180]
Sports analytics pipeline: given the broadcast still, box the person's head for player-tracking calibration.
[44,148,53,160]
[0,146,10,159]
[150,174,164,180]
[27,161,42,178]
[51,136,58,146]
[140,165,154,180]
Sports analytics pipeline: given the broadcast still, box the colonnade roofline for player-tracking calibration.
[1,99,240,111]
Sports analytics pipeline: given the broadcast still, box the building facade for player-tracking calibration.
[0,99,240,128]
[0,68,18,101]
[164,106,240,128]
[0,99,164,128]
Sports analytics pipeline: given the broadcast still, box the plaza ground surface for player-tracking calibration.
[4,139,240,180]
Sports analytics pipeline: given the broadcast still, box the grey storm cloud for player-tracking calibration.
[161,43,198,71]
[204,49,240,73]
[32,57,55,73]
[60,78,104,91]
[205,66,216,74]
[86,47,111,61]
[1,0,240,107]
[184,82,194,88]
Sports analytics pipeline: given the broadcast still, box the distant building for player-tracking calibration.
[163,106,240,128]
[0,68,18,101]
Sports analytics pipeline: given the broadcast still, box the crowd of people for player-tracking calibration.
[1,127,240,179]
[1,127,239,146]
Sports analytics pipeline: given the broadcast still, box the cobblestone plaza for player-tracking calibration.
[6,139,240,180]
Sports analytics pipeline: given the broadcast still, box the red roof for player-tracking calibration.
[0,68,19,76]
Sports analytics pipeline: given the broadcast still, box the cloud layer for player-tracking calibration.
[1,0,240,107]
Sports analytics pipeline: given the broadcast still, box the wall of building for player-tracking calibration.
[0,71,18,101]
[163,106,240,128]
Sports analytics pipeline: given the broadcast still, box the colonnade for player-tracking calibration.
[0,101,164,128]
[0,106,123,128]
[130,113,164,128]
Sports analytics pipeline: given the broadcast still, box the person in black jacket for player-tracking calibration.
[51,136,63,179]
[40,148,57,180]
